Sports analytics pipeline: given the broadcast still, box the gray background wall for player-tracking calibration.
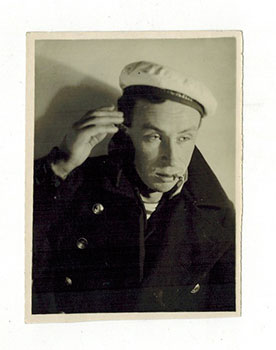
[35,38,237,203]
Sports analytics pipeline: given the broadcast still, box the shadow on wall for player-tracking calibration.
[34,56,121,159]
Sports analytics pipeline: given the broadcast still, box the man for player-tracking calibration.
[32,61,235,314]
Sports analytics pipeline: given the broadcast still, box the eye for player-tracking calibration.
[177,135,191,143]
[144,134,162,142]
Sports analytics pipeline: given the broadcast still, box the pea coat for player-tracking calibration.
[32,141,235,314]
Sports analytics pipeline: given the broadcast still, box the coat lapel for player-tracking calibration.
[181,146,235,284]
[186,200,233,284]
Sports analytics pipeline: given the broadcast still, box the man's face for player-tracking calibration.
[126,98,201,192]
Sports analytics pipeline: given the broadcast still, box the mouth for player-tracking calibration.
[155,172,179,183]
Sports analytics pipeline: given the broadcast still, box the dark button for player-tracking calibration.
[153,289,165,306]
[76,237,88,249]
[102,281,111,287]
[54,178,61,187]
[190,283,200,294]
[153,289,163,299]
[65,277,72,286]
[92,203,104,215]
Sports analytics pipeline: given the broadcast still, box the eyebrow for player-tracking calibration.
[141,122,197,134]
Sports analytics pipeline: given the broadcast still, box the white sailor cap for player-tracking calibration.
[119,61,217,117]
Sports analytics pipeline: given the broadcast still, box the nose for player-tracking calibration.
[160,139,178,166]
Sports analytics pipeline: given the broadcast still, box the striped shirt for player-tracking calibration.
[140,172,188,219]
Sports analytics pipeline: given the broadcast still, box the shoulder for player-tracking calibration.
[82,154,109,170]
[81,154,117,179]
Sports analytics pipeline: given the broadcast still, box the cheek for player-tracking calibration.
[177,142,195,162]
[135,141,159,164]
[183,142,195,155]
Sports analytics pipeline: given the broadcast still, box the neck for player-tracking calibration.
[140,191,163,203]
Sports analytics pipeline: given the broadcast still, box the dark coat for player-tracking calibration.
[32,146,235,314]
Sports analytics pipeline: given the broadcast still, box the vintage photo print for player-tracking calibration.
[25,31,242,323]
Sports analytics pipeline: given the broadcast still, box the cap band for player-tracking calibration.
[123,85,205,117]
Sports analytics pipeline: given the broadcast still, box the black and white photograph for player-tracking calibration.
[26,31,242,321]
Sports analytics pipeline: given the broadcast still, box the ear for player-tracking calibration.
[120,124,129,134]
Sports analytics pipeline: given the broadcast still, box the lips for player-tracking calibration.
[156,172,177,182]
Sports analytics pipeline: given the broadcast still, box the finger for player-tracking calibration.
[97,104,116,111]
[86,110,123,118]
[81,125,119,138]
[83,105,116,117]
[74,116,124,129]
[78,111,123,124]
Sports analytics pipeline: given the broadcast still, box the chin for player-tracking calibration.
[148,181,176,193]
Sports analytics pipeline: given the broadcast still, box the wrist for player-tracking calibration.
[51,160,74,180]
[48,147,76,180]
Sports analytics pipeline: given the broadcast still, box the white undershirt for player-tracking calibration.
[141,200,160,220]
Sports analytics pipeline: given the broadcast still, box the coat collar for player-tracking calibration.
[184,147,232,208]
[100,146,231,210]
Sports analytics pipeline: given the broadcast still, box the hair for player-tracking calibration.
[117,85,203,128]
[117,86,166,127]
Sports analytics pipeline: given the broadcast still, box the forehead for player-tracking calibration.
[131,98,201,131]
